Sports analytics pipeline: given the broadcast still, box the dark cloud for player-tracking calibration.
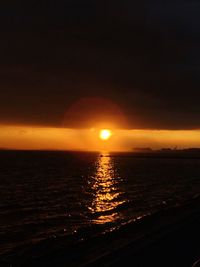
[0,1,200,129]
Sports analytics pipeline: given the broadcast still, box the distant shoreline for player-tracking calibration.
[1,149,200,159]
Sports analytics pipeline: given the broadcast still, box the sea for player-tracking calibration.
[1,150,200,262]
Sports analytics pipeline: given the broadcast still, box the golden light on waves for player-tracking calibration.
[88,154,125,224]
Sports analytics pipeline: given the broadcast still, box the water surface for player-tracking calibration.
[1,150,200,258]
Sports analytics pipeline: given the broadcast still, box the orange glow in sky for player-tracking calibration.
[0,124,200,151]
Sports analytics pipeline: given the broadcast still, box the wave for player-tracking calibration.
[2,194,200,267]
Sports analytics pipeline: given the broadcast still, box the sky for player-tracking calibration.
[1,125,200,151]
[0,1,200,150]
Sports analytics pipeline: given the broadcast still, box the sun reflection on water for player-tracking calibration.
[89,153,125,224]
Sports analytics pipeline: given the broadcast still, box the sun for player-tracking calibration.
[99,129,112,140]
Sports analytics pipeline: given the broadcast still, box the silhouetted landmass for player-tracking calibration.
[133,147,153,152]
[133,147,200,153]
[129,148,200,159]
[160,148,173,151]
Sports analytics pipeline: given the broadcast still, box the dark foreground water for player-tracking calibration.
[1,150,200,259]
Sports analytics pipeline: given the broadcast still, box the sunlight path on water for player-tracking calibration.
[88,153,125,224]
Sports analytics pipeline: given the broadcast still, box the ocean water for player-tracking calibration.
[1,150,200,259]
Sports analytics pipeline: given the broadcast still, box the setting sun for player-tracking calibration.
[99,129,112,140]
